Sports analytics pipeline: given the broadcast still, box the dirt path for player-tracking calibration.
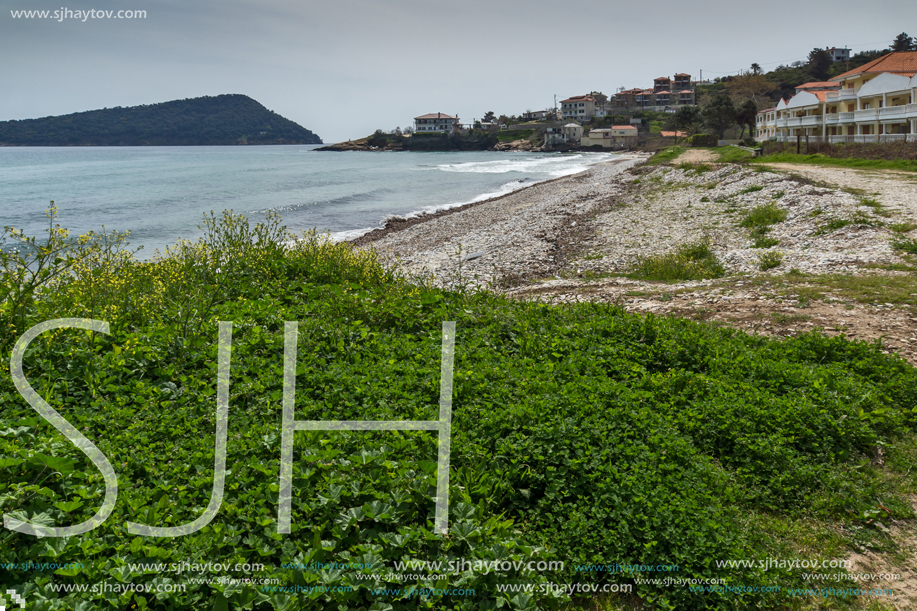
[674,148,718,163]
[762,163,917,219]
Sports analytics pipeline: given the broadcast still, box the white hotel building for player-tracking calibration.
[756,52,917,142]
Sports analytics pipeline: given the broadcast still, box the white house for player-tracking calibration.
[561,96,597,121]
[581,126,638,148]
[756,51,917,142]
[414,113,459,133]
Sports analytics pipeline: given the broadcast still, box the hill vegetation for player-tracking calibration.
[0,94,322,146]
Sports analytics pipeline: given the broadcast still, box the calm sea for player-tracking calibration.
[0,146,619,256]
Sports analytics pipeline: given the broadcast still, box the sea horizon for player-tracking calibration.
[0,145,620,256]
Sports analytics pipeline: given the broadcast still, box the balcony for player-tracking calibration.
[879,106,908,121]
[775,118,787,128]
[854,109,878,122]
[908,104,917,118]
[827,134,917,143]
[838,89,857,100]
[838,112,854,122]
[785,117,801,127]
[825,114,839,124]
[800,115,821,127]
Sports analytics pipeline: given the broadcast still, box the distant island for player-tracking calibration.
[0,94,322,146]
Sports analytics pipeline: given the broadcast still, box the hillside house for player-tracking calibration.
[414,113,460,133]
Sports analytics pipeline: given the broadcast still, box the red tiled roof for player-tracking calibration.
[414,113,458,120]
[660,131,687,137]
[678,90,694,94]
[673,73,691,77]
[561,95,595,103]
[654,76,670,81]
[796,81,840,89]
[831,51,917,81]
[611,125,637,130]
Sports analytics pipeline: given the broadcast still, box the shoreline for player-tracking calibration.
[348,153,642,247]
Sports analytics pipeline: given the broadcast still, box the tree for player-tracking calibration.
[890,32,915,52]
[750,63,762,75]
[702,94,737,139]
[807,48,833,80]
[725,73,777,105]
[672,105,703,135]
[735,100,758,140]
[483,111,495,123]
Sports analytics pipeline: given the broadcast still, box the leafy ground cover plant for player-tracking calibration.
[1,211,916,611]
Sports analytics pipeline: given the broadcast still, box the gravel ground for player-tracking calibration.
[356,156,917,364]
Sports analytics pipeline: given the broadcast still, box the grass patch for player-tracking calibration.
[815,218,853,235]
[890,222,917,234]
[739,185,764,195]
[740,203,788,229]
[627,239,726,281]
[754,152,917,173]
[715,146,754,163]
[798,274,917,305]
[753,237,780,249]
[646,146,685,165]
[891,237,917,255]
[859,197,891,217]
[495,129,533,142]
[677,162,712,174]
[757,250,784,271]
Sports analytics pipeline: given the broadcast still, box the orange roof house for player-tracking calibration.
[830,51,917,81]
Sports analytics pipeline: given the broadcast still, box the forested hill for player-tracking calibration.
[0,94,322,146]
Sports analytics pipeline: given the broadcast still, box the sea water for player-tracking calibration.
[0,145,618,256]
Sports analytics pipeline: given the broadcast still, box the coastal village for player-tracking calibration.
[400,47,917,151]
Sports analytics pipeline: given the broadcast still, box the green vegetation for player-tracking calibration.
[646,146,684,165]
[815,218,854,235]
[677,162,712,175]
[2,211,917,610]
[740,203,788,229]
[891,237,917,255]
[752,237,780,249]
[754,152,917,173]
[0,95,322,146]
[627,239,726,281]
[714,146,754,163]
[366,131,497,151]
[495,129,534,142]
[757,250,784,271]
[685,134,719,148]
[739,185,764,195]
[890,222,917,234]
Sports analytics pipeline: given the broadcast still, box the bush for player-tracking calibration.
[686,133,719,147]
[740,203,788,229]
[628,239,726,281]
[757,250,784,270]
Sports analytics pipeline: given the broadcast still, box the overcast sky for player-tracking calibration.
[0,0,912,143]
